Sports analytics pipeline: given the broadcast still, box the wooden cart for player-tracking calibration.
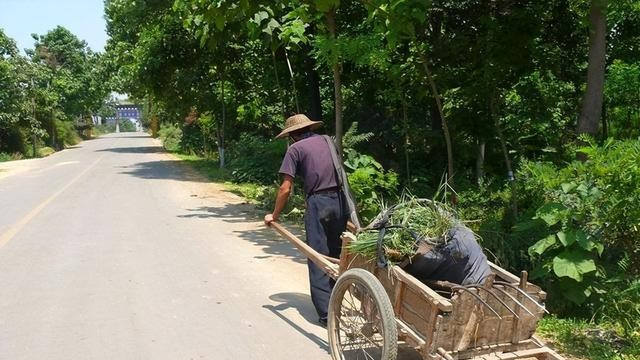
[270,222,564,360]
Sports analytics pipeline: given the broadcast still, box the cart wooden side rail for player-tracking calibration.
[268,222,564,360]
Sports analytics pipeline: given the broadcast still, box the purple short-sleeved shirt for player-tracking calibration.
[279,134,338,195]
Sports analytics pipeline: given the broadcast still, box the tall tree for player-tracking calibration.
[323,3,344,154]
[364,0,458,191]
[30,26,108,127]
[577,0,607,137]
[0,30,30,152]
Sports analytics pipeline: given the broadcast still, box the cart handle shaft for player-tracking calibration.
[268,222,340,279]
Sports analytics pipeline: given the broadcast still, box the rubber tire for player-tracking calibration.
[328,268,398,360]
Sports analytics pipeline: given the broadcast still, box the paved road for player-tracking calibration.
[0,133,330,359]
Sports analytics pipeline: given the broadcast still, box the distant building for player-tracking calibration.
[116,105,141,120]
[104,101,143,132]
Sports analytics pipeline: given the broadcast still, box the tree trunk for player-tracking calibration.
[50,112,57,149]
[271,47,286,117]
[149,98,158,138]
[577,0,607,137]
[202,130,207,157]
[496,120,517,215]
[331,64,344,155]
[495,122,514,180]
[476,140,485,185]
[304,47,323,121]
[419,52,455,195]
[401,91,411,181]
[219,75,226,169]
[31,82,37,157]
[284,48,300,113]
[602,102,608,139]
[326,8,344,155]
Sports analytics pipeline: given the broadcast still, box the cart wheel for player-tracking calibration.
[328,268,397,360]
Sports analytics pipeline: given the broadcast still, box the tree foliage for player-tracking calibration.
[100,0,640,330]
[0,26,111,155]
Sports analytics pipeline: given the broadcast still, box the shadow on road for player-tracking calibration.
[178,205,256,223]
[109,135,152,139]
[178,202,423,359]
[117,160,211,182]
[179,204,307,265]
[96,146,164,154]
[263,293,422,359]
[237,224,307,265]
[264,292,329,352]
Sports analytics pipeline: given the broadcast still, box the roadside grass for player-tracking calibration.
[172,152,269,204]
[538,316,640,360]
[171,151,304,220]
[38,147,55,157]
[0,152,23,162]
[173,153,230,182]
[93,124,116,136]
[168,147,640,360]
[2,147,55,162]
[23,146,56,159]
[225,183,269,204]
[0,147,54,161]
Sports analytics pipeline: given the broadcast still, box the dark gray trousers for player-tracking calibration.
[304,191,347,321]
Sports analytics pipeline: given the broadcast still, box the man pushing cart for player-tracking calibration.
[265,114,564,360]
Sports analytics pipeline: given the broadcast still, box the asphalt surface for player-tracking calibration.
[0,133,331,359]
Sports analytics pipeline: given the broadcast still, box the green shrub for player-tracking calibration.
[595,278,640,338]
[175,113,218,157]
[0,126,26,154]
[344,147,399,223]
[55,120,81,147]
[93,124,115,135]
[455,184,527,267]
[537,316,639,360]
[227,134,287,184]
[118,119,136,132]
[158,124,182,152]
[38,147,55,157]
[0,152,22,162]
[180,122,205,155]
[516,139,640,330]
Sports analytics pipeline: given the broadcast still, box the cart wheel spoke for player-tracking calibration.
[328,269,397,360]
[360,347,376,360]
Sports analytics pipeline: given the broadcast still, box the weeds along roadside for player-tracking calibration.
[1,120,92,162]
[158,124,640,358]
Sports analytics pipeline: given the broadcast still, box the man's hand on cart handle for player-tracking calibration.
[264,213,278,226]
[265,175,292,227]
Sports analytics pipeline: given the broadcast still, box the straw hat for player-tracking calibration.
[275,114,323,139]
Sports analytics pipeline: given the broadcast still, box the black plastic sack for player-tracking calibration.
[403,226,492,286]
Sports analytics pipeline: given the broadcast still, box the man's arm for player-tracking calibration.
[264,174,294,225]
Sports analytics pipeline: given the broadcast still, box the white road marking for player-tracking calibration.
[0,154,105,249]
[54,161,80,166]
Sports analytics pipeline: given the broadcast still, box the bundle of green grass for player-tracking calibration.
[347,197,458,264]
